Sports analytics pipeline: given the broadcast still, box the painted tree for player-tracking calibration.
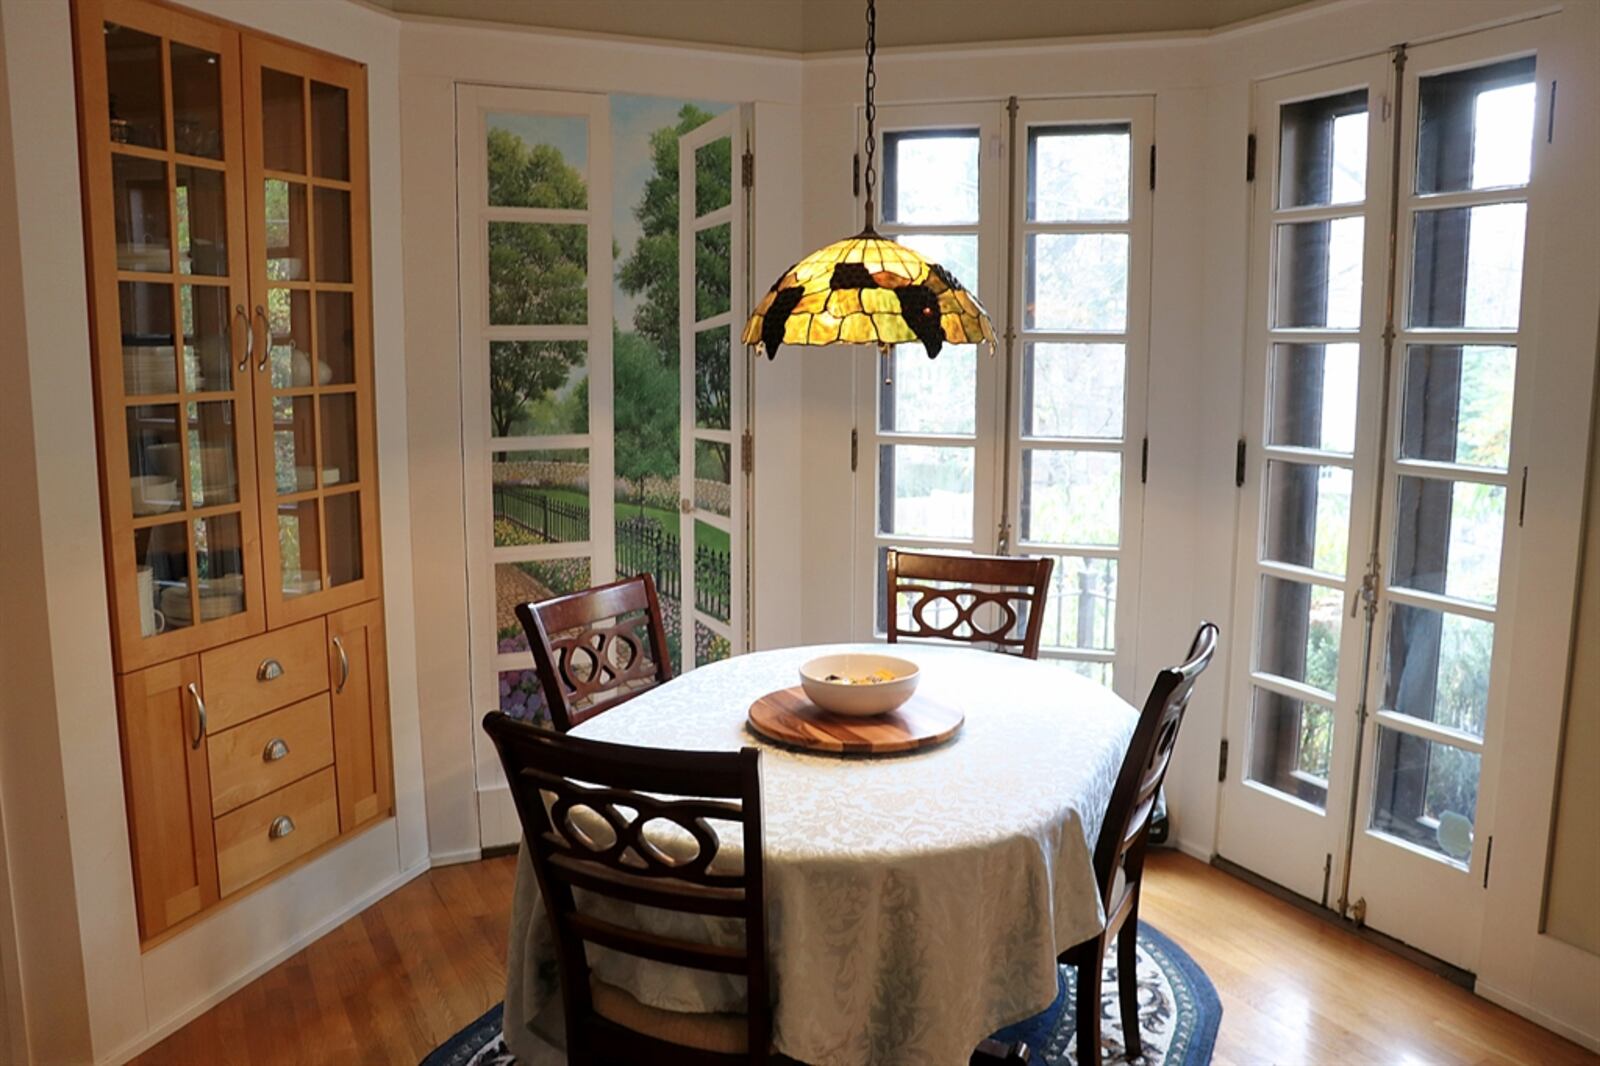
[486,127,589,438]
[616,104,733,480]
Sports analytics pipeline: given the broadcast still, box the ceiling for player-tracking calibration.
[367,0,1319,53]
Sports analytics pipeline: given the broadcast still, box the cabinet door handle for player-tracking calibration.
[268,815,295,840]
[253,304,269,372]
[333,636,349,693]
[188,682,207,750]
[257,658,284,681]
[234,303,253,372]
[263,738,290,762]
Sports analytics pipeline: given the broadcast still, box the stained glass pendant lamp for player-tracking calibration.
[741,0,995,380]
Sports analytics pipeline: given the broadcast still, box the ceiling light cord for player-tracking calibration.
[862,0,878,233]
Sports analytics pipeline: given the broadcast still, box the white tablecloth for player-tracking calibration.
[503,643,1138,1066]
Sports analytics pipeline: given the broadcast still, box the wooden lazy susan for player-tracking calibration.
[747,686,964,755]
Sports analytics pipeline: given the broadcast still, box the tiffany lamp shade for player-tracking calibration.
[741,0,995,368]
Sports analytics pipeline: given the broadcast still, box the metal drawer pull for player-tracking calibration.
[257,658,284,682]
[253,304,269,372]
[234,303,253,372]
[188,683,207,750]
[268,815,296,840]
[263,738,290,762]
[333,636,350,693]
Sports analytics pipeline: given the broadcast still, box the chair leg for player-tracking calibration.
[1117,919,1142,1059]
[1075,947,1103,1066]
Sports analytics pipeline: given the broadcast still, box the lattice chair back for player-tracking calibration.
[886,548,1056,659]
[514,574,674,732]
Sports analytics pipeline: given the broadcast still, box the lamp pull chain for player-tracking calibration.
[862,0,878,232]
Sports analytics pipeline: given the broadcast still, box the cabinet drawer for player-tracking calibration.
[207,694,335,815]
[214,767,339,896]
[201,618,329,732]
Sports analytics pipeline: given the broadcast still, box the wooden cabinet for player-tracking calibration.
[73,0,392,944]
[328,600,393,832]
[118,658,219,937]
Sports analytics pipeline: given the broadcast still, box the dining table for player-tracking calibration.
[501,641,1140,1066]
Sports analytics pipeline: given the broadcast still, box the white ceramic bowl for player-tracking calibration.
[799,653,920,717]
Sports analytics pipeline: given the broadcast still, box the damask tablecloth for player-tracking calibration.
[502,642,1138,1066]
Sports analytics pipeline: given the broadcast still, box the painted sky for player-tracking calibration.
[610,94,732,330]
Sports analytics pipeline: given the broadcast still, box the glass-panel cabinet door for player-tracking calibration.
[75,0,265,670]
[242,38,379,627]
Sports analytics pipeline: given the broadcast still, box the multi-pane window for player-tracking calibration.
[1369,57,1536,865]
[863,101,1150,697]
[1013,107,1149,690]
[1245,89,1371,809]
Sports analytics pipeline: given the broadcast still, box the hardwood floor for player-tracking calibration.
[130,850,1598,1065]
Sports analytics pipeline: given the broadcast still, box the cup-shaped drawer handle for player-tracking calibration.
[268,815,296,840]
[257,658,284,682]
[263,738,290,762]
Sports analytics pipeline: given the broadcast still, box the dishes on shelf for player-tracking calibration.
[123,345,178,394]
[282,570,323,597]
[160,575,246,624]
[130,475,181,516]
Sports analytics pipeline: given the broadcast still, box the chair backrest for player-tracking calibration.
[515,573,674,732]
[886,549,1056,659]
[1093,622,1219,904]
[482,713,770,1063]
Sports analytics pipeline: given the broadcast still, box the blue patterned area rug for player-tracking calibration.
[421,922,1219,1066]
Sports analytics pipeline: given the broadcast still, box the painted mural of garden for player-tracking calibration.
[485,97,734,720]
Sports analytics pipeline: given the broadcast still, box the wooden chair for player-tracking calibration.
[1061,622,1219,1065]
[515,574,673,732]
[484,713,774,1064]
[483,714,1035,1066]
[886,548,1056,659]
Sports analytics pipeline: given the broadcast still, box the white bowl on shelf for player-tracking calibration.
[799,653,920,717]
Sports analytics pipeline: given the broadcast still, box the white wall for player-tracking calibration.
[396,18,805,862]
[0,0,429,1061]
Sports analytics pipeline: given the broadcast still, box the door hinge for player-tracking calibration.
[852,152,860,198]
[1547,80,1558,143]
[741,149,754,188]
[1320,854,1333,908]
[1483,835,1494,889]
[1518,466,1528,526]
[740,428,754,474]
[1149,143,1157,190]
[1218,738,1229,782]
[1140,436,1149,484]
[850,427,859,473]
[1245,133,1257,183]
[1235,438,1247,487]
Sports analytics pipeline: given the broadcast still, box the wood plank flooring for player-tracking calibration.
[129,850,1598,1065]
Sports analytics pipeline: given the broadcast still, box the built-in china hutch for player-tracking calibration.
[71,0,392,944]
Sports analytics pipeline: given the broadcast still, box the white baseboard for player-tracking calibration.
[101,857,431,1066]
[430,846,486,866]
[1476,980,1600,1053]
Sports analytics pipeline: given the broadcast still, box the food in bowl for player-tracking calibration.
[800,653,919,716]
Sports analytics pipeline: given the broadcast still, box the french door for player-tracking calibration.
[855,98,1153,700]
[1218,23,1551,971]
[677,108,750,665]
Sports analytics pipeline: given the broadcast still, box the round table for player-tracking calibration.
[503,643,1139,1066]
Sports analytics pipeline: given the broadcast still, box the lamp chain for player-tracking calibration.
[862,0,878,231]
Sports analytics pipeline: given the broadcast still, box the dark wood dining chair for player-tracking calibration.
[514,573,673,732]
[886,548,1056,659]
[483,712,775,1064]
[1061,622,1219,1065]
